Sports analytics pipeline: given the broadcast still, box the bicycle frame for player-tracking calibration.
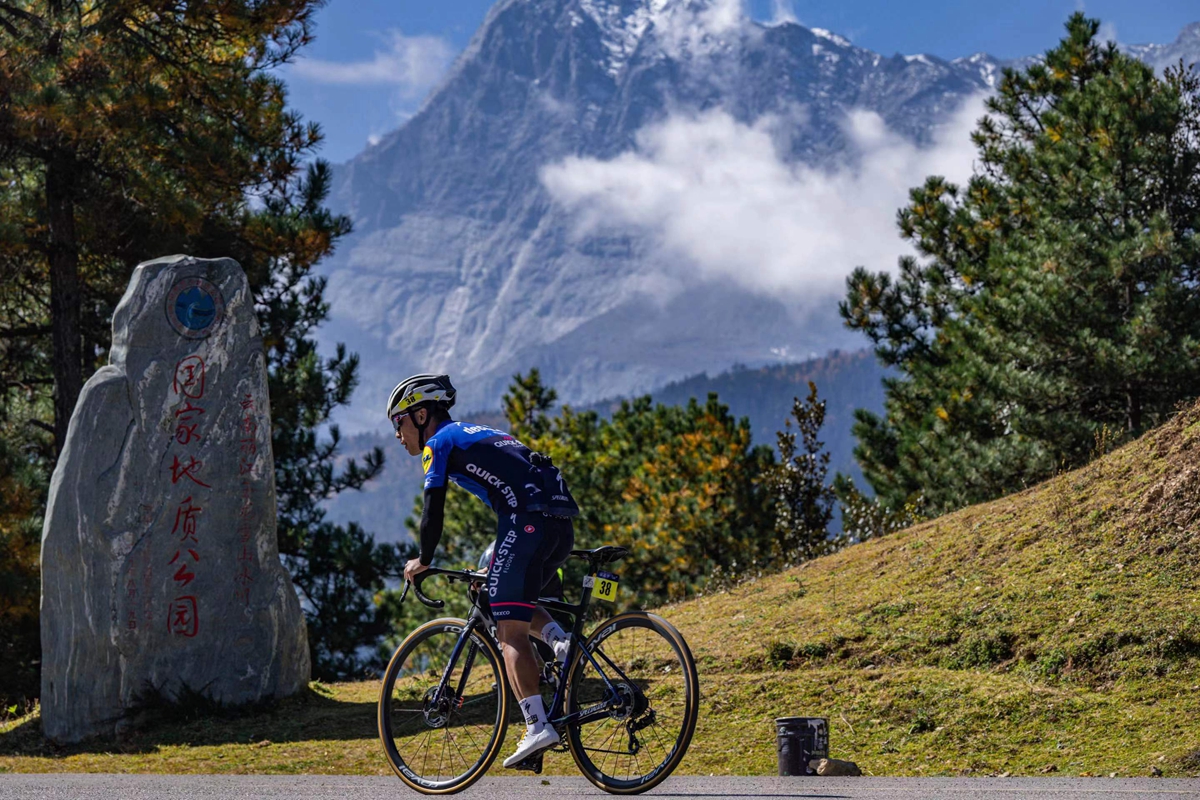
[535,593,633,729]
[415,568,635,732]
[384,557,697,793]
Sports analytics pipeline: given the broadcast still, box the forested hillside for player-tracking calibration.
[644,349,887,482]
[325,352,887,540]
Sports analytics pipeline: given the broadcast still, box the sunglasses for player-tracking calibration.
[391,412,410,433]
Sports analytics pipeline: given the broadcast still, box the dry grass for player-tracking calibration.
[0,682,387,775]
[4,403,1200,777]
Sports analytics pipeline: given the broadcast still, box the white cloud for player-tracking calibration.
[291,30,455,98]
[541,96,988,304]
[650,0,749,59]
[769,0,799,26]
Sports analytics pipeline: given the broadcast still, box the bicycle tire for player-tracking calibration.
[563,612,699,794]
[378,618,508,794]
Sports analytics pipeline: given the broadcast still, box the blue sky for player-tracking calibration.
[280,0,1200,164]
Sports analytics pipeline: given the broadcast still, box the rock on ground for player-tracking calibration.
[813,758,864,776]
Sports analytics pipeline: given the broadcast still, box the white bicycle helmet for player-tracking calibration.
[387,373,456,447]
[386,374,456,422]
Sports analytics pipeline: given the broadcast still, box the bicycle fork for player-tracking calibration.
[427,619,482,723]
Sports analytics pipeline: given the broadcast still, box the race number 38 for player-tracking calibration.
[584,571,620,602]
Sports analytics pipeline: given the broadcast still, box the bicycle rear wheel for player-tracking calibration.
[378,618,508,794]
[564,612,699,794]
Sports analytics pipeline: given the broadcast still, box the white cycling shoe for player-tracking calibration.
[503,727,559,768]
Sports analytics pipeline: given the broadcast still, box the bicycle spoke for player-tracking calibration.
[381,624,505,791]
[437,722,449,780]
[419,726,432,779]
[599,718,620,778]
[566,614,697,790]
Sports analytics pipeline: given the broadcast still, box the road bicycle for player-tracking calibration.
[377,545,699,794]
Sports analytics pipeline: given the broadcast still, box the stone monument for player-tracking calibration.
[41,255,310,743]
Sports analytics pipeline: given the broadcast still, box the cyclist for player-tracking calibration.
[388,373,579,767]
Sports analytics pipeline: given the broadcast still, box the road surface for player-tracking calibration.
[2,775,1200,799]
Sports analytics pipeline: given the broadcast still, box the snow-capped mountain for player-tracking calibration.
[320,0,1198,428]
[1124,21,1200,73]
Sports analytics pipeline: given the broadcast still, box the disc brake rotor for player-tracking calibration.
[422,686,454,728]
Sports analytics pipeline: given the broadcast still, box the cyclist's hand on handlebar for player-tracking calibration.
[403,558,429,584]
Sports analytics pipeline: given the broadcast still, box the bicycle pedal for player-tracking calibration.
[513,752,544,774]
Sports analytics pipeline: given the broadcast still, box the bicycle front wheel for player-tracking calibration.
[564,612,699,794]
[378,618,508,794]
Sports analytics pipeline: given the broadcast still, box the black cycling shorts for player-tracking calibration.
[486,511,574,622]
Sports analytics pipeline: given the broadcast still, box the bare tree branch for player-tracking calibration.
[0,325,52,339]
[0,2,47,31]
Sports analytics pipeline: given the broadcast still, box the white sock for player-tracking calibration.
[518,694,547,735]
[540,621,570,661]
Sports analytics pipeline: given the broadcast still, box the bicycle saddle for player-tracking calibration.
[570,545,628,566]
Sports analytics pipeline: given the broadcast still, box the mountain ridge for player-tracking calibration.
[319,1,1198,430]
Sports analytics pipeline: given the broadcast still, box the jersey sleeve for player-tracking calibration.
[418,484,447,566]
[422,435,450,490]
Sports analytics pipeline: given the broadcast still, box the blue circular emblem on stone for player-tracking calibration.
[175,287,217,331]
[166,277,225,339]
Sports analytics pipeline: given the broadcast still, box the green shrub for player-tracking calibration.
[943,629,1016,670]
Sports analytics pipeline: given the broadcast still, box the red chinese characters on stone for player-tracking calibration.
[174,401,205,422]
[237,482,253,525]
[233,395,258,605]
[173,496,201,543]
[175,421,200,445]
[238,393,257,474]
[170,559,198,588]
[126,577,138,631]
[233,542,254,606]
[173,356,206,399]
[170,454,211,488]
[165,356,211,635]
[167,596,199,637]
[174,400,206,445]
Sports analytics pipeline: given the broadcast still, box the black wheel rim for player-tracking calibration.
[567,616,697,790]
[381,624,505,790]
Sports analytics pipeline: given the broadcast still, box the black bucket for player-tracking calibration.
[775,717,829,776]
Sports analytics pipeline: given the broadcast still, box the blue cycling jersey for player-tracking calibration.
[422,421,579,517]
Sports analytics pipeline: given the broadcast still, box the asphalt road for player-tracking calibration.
[2,776,1200,799]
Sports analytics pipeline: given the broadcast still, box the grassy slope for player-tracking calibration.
[4,404,1200,776]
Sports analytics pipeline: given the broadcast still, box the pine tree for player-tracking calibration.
[502,368,557,440]
[841,14,1200,513]
[0,408,48,710]
[0,0,327,451]
[248,164,408,679]
[0,1,402,683]
[765,381,835,563]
